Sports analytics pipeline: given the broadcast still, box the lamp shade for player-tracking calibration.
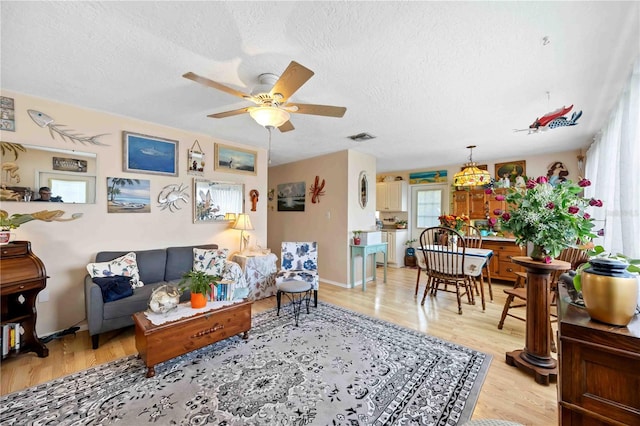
[248,106,290,128]
[224,213,237,222]
[453,163,491,187]
[453,145,491,187]
[232,213,254,231]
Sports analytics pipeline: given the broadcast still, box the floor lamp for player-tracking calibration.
[232,213,254,253]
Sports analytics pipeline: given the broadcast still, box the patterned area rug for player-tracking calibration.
[1,302,491,425]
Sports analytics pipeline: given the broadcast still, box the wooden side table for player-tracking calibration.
[506,256,570,385]
[350,243,387,291]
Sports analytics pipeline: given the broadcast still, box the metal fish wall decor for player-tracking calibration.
[27,109,110,146]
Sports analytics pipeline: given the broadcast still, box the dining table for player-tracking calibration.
[417,245,494,310]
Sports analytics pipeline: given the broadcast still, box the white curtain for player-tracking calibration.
[585,59,640,258]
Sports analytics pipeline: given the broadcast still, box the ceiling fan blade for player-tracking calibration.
[278,120,295,132]
[207,107,251,119]
[183,72,250,100]
[287,103,347,117]
[270,61,314,101]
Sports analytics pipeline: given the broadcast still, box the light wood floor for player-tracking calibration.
[1,267,557,425]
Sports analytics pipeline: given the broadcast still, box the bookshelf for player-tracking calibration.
[0,241,49,358]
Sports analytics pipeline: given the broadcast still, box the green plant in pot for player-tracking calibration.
[573,245,640,326]
[179,270,219,308]
[396,220,407,229]
[404,238,417,267]
[352,230,362,245]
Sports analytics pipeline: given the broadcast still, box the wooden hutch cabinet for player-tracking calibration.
[0,241,49,358]
[482,240,525,282]
[557,285,639,424]
[453,188,507,220]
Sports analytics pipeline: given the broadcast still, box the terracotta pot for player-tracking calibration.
[581,258,638,326]
[353,237,361,245]
[190,292,207,309]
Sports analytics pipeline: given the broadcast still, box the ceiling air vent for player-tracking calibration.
[347,132,376,141]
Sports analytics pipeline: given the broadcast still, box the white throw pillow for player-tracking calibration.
[86,252,143,288]
[193,248,229,277]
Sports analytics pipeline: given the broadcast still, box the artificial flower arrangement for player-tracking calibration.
[438,214,469,231]
[488,176,601,263]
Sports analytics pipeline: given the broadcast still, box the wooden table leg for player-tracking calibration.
[146,366,155,378]
[506,257,570,385]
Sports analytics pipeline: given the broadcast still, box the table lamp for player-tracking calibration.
[232,213,254,253]
[224,213,237,222]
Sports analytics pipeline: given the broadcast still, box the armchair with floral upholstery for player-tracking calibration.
[275,242,319,311]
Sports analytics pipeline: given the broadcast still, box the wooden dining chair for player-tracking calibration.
[497,247,589,352]
[418,226,475,314]
[461,224,493,303]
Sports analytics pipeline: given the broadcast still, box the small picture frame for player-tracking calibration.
[495,160,526,187]
[123,131,178,177]
[188,140,205,176]
[214,143,257,175]
[277,182,305,211]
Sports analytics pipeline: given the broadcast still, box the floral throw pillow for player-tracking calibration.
[86,252,143,289]
[193,248,229,277]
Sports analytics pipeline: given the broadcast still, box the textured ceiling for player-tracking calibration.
[1,1,638,171]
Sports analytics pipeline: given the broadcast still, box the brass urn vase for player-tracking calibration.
[581,258,639,326]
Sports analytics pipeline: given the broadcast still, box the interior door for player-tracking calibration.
[411,184,449,243]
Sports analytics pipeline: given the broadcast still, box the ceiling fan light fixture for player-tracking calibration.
[453,145,491,187]
[249,106,290,128]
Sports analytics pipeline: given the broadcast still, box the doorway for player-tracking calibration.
[410,184,449,242]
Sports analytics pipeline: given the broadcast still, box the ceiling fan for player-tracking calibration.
[183,61,346,132]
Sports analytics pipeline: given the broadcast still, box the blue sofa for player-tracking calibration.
[84,244,242,349]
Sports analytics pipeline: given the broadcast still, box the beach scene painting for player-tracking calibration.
[409,170,448,184]
[107,177,151,213]
[214,143,257,175]
[123,131,178,176]
[277,182,305,211]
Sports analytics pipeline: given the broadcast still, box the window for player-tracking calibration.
[50,179,87,203]
[415,187,443,228]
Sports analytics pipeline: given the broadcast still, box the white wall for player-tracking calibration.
[0,90,268,336]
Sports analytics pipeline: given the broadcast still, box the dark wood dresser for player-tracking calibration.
[557,285,639,424]
[0,241,49,358]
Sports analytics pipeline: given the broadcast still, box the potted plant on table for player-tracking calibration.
[571,245,640,326]
[396,220,407,229]
[352,230,362,245]
[179,270,219,308]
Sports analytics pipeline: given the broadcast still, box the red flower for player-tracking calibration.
[536,176,548,184]
[495,194,505,201]
[485,188,493,194]
[501,212,511,221]
[544,256,552,264]
[589,198,603,207]
[578,178,591,187]
[584,213,590,219]
[493,209,502,216]
[597,228,605,236]
[546,202,555,209]
[568,206,580,214]
[526,179,537,189]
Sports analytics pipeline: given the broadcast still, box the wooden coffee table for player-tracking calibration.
[133,300,252,377]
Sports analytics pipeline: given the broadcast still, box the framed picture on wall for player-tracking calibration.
[122,131,179,176]
[214,143,257,175]
[277,182,305,211]
[494,160,526,184]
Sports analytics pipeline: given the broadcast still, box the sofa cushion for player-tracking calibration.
[95,249,166,285]
[87,252,143,288]
[92,276,133,302]
[165,244,218,281]
[193,247,229,276]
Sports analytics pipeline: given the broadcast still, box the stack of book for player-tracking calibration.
[209,279,236,302]
[1,323,22,357]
